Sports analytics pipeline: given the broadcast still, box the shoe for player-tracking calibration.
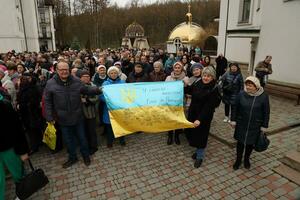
[228,119,231,123]
[167,135,173,145]
[194,159,203,168]
[191,153,197,160]
[223,116,229,122]
[107,144,113,148]
[62,159,78,168]
[83,157,91,166]
[244,159,251,169]
[233,160,241,170]
[174,133,180,145]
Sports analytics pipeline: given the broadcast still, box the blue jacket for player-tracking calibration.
[99,78,125,124]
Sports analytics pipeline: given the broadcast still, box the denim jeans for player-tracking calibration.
[196,148,206,160]
[60,120,89,161]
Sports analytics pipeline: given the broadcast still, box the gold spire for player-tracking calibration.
[186,3,192,24]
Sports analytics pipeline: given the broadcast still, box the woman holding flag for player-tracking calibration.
[185,66,219,168]
[100,66,126,148]
[165,61,189,145]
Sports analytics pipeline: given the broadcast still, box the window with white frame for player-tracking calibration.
[239,0,252,23]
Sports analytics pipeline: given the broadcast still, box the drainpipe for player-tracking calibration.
[19,0,28,51]
[224,0,229,57]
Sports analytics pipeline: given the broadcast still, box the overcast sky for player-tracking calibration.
[109,0,157,7]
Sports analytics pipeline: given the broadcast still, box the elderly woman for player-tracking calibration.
[149,61,166,82]
[230,76,270,170]
[93,65,107,126]
[185,66,219,168]
[100,66,126,147]
[165,62,189,145]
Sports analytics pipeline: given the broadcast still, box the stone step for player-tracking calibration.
[273,164,300,186]
[280,151,300,172]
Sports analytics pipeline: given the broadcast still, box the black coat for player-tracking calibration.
[17,83,42,129]
[0,99,29,155]
[216,56,228,79]
[231,91,270,145]
[221,72,244,105]
[126,71,150,83]
[185,80,219,148]
[44,75,101,126]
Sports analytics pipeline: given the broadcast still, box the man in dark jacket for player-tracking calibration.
[44,62,101,168]
[0,95,29,200]
[255,55,273,87]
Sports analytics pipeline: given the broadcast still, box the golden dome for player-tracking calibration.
[125,22,145,38]
[167,22,206,46]
[167,4,207,46]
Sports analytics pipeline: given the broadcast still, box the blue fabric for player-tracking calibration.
[99,78,125,124]
[60,120,89,160]
[196,148,205,160]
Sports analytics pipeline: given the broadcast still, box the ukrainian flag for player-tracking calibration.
[102,81,194,137]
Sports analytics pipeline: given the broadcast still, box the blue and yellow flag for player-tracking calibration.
[103,81,194,137]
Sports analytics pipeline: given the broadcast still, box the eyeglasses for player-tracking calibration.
[57,68,69,72]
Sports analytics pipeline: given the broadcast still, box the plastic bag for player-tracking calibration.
[43,122,56,150]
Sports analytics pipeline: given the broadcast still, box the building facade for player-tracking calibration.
[218,0,300,85]
[121,22,150,49]
[0,0,56,53]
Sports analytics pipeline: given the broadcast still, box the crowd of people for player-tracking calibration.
[0,47,271,199]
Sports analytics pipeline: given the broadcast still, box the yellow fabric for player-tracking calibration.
[109,106,194,137]
[43,123,56,150]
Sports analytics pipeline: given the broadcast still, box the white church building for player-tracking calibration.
[218,0,300,88]
[0,0,56,53]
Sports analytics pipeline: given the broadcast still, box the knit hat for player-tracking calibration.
[190,62,204,72]
[202,66,216,80]
[114,61,122,67]
[107,66,120,75]
[97,65,106,71]
[245,76,261,89]
[79,70,90,78]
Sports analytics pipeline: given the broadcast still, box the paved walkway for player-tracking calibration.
[5,96,300,200]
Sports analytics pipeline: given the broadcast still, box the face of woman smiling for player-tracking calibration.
[202,74,213,84]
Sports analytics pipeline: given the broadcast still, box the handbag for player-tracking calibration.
[16,159,49,200]
[254,131,270,152]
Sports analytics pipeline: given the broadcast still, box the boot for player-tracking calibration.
[233,142,243,170]
[167,131,173,145]
[174,132,180,145]
[244,145,253,169]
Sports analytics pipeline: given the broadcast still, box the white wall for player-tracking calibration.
[22,0,40,52]
[226,37,251,63]
[255,0,300,85]
[0,0,24,52]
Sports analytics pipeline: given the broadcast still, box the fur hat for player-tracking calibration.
[97,65,106,71]
[190,62,204,72]
[173,61,183,68]
[202,66,216,80]
[245,76,261,89]
[107,66,120,76]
